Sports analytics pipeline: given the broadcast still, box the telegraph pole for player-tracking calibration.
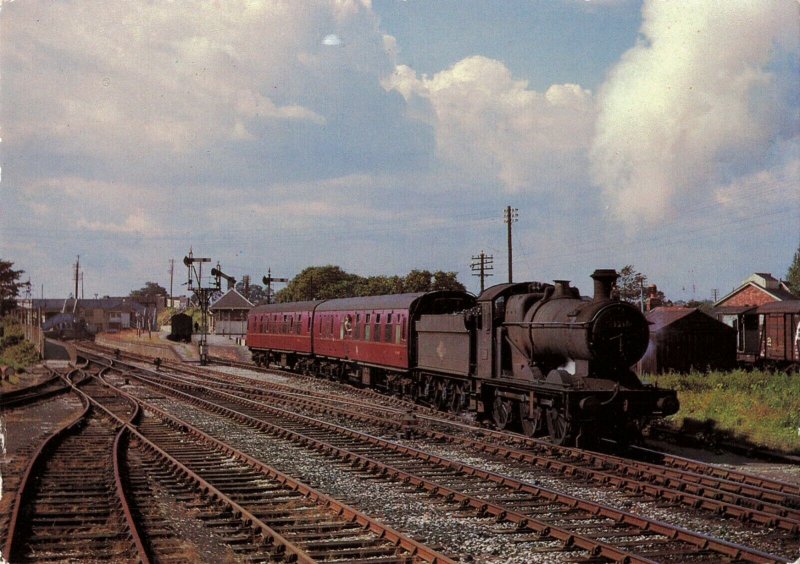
[169,259,175,306]
[74,255,80,304]
[470,251,494,293]
[73,255,80,313]
[503,206,518,283]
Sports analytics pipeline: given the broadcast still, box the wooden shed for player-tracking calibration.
[638,307,736,374]
[209,289,254,337]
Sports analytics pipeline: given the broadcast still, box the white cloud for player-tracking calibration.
[2,1,373,157]
[590,0,799,224]
[384,56,594,191]
[77,211,162,235]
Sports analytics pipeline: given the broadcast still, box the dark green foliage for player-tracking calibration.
[235,280,266,304]
[130,282,168,301]
[786,243,800,296]
[275,266,466,302]
[616,264,646,304]
[0,259,25,315]
[0,316,38,368]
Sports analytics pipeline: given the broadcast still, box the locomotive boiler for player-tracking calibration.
[248,269,679,446]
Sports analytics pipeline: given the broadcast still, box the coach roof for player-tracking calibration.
[249,300,324,315]
[315,293,427,312]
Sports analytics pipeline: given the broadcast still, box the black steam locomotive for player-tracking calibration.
[247,269,679,446]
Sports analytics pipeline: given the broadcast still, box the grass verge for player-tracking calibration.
[650,369,800,453]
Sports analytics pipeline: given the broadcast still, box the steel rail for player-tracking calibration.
[0,368,70,409]
[140,361,800,531]
[98,374,454,564]
[117,365,790,564]
[1,371,89,562]
[93,347,800,521]
[69,375,318,564]
[101,369,153,564]
[203,352,800,499]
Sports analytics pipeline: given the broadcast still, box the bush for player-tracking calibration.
[0,316,39,369]
[0,340,39,369]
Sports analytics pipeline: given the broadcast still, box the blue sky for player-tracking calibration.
[2,0,798,302]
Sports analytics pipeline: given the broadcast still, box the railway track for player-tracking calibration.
[4,352,453,562]
[0,366,71,409]
[2,367,145,562]
[82,349,797,562]
[131,354,800,533]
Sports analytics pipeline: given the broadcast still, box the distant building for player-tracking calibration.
[638,307,736,374]
[209,289,253,337]
[713,273,798,364]
[22,297,152,333]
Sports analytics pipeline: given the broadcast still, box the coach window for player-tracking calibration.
[385,312,393,342]
[365,313,371,341]
[374,313,381,341]
[401,316,407,341]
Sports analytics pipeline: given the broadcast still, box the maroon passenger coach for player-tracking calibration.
[248,300,321,368]
[247,291,476,382]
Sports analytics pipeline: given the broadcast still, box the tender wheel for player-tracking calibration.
[518,402,543,437]
[492,396,513,430]
[450,383,468,413]
[433,381,450,411]
[546,408,575,446]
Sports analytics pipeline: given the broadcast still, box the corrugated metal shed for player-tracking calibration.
[638,307,736,374]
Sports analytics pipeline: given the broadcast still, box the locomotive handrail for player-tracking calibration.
[503,320,593,327]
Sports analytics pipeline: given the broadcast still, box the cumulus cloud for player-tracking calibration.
[590,0,799,224]
[383,56,595,192]
[2,1,377,159]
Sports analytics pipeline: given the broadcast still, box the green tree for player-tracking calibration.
[785,243,800,296]
[129,282,168,303]
[275,266,360,302]
[356,275,404,296]
[235,280,266,304]
[0,259,25,315]
[275,265,467,302]
[616,265,646,305]
[403,269,434,292]
[431,271,466,292]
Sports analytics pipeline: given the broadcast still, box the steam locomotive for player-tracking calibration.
[247,269,679,446]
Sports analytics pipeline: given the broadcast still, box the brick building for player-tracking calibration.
[712,273,798,363]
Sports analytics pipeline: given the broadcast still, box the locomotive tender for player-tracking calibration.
[247,269,679,446]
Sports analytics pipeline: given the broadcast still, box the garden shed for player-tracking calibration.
[637,307,736,374]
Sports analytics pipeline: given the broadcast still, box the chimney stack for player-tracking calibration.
[591,269,618,302]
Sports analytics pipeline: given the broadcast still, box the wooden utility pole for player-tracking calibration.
[169,259,174,305]
[470,251,494,293]
[503,206,518,283]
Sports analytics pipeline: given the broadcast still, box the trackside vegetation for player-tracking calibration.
[652,369,800,453]
[0,316,39,370]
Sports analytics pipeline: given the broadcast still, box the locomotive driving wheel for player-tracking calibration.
[492,396,513,430]
[545,408,576,446]
[518,402,543,437]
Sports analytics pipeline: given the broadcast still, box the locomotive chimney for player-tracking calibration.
[591,269,618,302]
[552,280,571,298]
